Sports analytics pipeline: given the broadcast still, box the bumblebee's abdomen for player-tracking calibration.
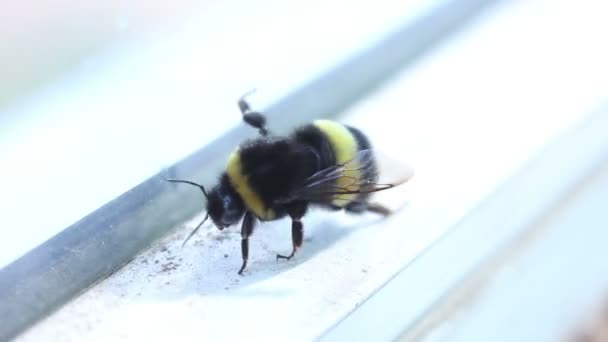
[297,119,373,207]
[313,120,359,164]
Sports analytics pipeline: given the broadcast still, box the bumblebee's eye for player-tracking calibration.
[222,196,242,225]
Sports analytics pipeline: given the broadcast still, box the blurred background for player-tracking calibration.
[0,0,437,268]
[0,0,195,108]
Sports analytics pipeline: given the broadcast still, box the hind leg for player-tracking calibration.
[345,201,391,216]
[238,90,269,136]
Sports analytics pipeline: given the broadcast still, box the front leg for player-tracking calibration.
[238,211,256,275]
[277,202,307,261]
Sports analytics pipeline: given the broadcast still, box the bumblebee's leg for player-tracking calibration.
[238,212,256,275]
[276,218,303,261]
[365,203,391,216]
[277,203,307,261]
[345,201,391,216]
[238,92,269,136]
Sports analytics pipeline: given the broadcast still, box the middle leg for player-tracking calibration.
[276,219,303,261]
[277,202,307,261]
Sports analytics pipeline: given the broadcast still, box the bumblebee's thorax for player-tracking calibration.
[225,138,319,220]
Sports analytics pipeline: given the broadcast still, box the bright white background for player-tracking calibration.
[15,0,608,340]
[0,0,441,269]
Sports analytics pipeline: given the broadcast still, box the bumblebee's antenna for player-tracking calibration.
[181,213,209,247]
[166,179,210,246]
[167,179,209,199]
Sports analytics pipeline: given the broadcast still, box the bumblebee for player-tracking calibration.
[168,93,412,274]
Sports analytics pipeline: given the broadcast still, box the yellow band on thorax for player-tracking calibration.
[226,150,275,220]
[313,120,361,206]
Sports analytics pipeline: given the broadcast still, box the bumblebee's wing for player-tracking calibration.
[276,149,413,204]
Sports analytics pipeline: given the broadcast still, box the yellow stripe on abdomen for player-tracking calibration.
[226,150,275,220]
[313,120,361,207]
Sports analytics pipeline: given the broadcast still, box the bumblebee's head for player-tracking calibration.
[167,177,245,246]
[206,182,245,229]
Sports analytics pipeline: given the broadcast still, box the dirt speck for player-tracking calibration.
[212,234,231,242]
[154,260,159,264]
[160,261,179,273]
[361,269,368,273]
[224,254,229,258]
